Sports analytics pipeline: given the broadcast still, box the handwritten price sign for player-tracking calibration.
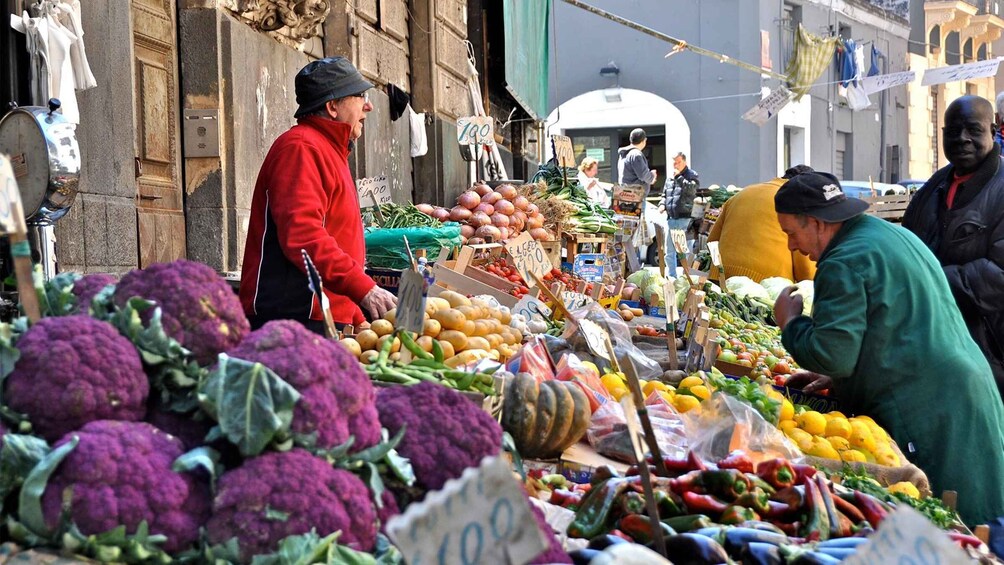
[861,70,916,95]
[385,456,549,565]
[842,506,971,565]
[551,135,575,167]
[670,229,689,254]
[922,58,1003,87]
[396,269,427,334]
[513,295,552,323]
[457,116,494,146]
[707,241,722,267]
[578,318,611,360]
[0,156,27,235]
[356,176,391,207]
[505,232,553,287]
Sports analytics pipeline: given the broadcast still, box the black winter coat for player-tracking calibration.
[902,146,1004,397]
[663,167,700,219]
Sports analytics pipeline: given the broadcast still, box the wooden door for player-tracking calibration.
[132,0,186,267]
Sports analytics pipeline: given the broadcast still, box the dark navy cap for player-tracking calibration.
[294,57,374,119]
[775,172,869,222]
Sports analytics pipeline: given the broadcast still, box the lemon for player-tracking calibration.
[826,436,851,451]
[825,417,852,439]
[689,385,711,401]
[601,373,625,393]
[806,437,841,459]
[849,421,877,453]
[873,447,900,467]
[680,376,705,389]
[659,390,675,403]
[853,448,877,464]
[581,361,600,376]
[609,386,630,401]
[765,388,784,402]
[674,395,702,413]
[827,411,848,419]
[839,449,867,463]
[887,481,920,498]
[786,428,813,451]
[779,399,795,422]
[779,420,798,434]
[643,381,669,395]
[795,411,827,436]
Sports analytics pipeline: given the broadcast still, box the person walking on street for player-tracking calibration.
[902,95,1004,398]
[240,57,397,334]
[662,152,700,271]
[773,172,1004,527]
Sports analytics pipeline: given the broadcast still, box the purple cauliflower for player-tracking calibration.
[71,272,117,312]
[113,259,249,365]
[207,449,377,562]
[4,316,149,441]
[528,497,572,564]
[225,320,380,450]
[41,420,211,554]
[145,398,213,451]
[376,382,503,492]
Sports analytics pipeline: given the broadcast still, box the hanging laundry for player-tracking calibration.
[408,104,428,158]
[55,0,96,91]
[785,24,840,101]
[836,38,858,88]
[869,45,882,77]
[845,42,872,110]
[385,83,411,122]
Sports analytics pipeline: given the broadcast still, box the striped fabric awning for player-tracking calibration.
[785,24,840,100]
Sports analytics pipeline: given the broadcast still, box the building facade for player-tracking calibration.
[547,0,911,189]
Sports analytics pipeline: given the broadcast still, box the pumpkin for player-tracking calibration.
[502,372,592,459]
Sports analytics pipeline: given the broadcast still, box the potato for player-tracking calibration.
[427,296,451,312]
[383,308,397,324]
[620,309,634,321]
[339,337,362,358]
[437,339,456,359]
[461,320,477,336]
[356,329,379,351]
[432,309,467,331]
[439,290,471,308]
[416,335,435,353]
[485,333,503,349]
[466,336,491,351]
[359,350,379,364]
[472,319,495,337]
[377,334,401,354]
[455,305,481,320]
[438,330,468,352]
[423,318,442,337]
[631,308,644,317]
[370,319,395,337]
[389,352,401,362]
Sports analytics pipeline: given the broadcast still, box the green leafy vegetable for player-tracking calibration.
[707,372,781,425]
[17,435,78,539]
[0,434,50,514]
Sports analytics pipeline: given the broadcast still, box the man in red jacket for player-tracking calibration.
[240,57,397,332]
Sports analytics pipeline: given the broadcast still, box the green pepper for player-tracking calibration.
[720,505,760,525]
[654,489,685,518]
[567,478,632,539]
[699,469,752,500]
[662,514,714,532]
[617,491,646,516]
[744,473,777,496]
[733,487,771,515]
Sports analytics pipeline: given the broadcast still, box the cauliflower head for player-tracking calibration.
[4,316,149,441]
[376,382,503,492]
[71,273,117,313]
[41,420,211,554]
[113,259,249,365]
[225,320,380,450]
[207,449,377,562]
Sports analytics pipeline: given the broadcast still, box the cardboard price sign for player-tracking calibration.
[396,269,427,334]
[0,157,27,236]
[578,318,611,360]
[561,290,593,312]
[356,176,391,207]
[457,116,494,146]
[551,135,575,167]
[513,295,552,322]
[706,241,722,267]
[385,456,549,565]
[670,229,689,254]
[506,232,553,285]
[842,506,971,565]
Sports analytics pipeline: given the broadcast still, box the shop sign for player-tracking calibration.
[842,506,971,565]
[457,116,494,146]
[585,148,604,162]
[385,456,549,565]
[505,232,553,286]
[356,176,391,207]
[396,269,427,334]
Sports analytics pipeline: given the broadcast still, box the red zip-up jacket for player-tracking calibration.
[240,116,374,326]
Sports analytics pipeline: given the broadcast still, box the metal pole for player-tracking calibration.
[559,0,789,82]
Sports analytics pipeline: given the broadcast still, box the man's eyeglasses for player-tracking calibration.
[352,92,370,103]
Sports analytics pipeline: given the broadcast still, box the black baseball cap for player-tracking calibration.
[294,57,374,119]
[775,172,869,222]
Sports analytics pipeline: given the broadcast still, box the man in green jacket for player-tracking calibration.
[774,172,1004,526]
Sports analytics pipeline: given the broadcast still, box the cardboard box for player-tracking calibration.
[559,442,630,484]
[571,253,606,282]
[365,267,403,294]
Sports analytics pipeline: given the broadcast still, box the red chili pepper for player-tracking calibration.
[853,491,889,528]
[682,491,729,515]
[756,458,796,490]
[609,529,634,543]
[769,520,800,536]
[718,450,755,474]
[549,489,584,510]
[832,491,867,525]
[800,474,830,542]
[669,470,706,494]
[946,532,984,549]
[648,451,706,476]
[791,464,818,484]
[764,500,793,520]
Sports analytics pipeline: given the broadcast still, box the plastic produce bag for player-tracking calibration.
[561,301,663,380]
[504,335,555,382]
[364,225,462,270]
[554,353,612,413]
[586,395,689,463]
[680,392,801,466]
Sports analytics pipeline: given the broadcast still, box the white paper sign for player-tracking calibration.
[842,506,972,565]
[578,318,611,360]
[922,58,1004,87]
[552,135,575,167]
[861,70,916,95]
[457,116,494,146]
[513,295,552,323]
[356,176,391,207]
[741,86,792,126]
[385,456,549,565]
[505,232,554,287]
[706,241,722,267]
[0,156,27,235]
[396,269,427,334]
[670,229,689,254]
[561,290,593,311]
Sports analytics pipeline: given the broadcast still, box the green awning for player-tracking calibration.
[503,0,550,120]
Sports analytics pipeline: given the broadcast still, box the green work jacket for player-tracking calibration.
[782,214,1004,526]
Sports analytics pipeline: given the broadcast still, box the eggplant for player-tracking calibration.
[722,528,789,556]
[779,545,843,565]
[662,533,730,565]
[741,542,784,565]
[569,548,603,565]
[816,547,857,560]
[736,520,786,534]
[692,526,727,541]
[587,533,628,550]
[816,537,870,549]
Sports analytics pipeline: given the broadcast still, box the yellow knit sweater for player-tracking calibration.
[707,178,816,283]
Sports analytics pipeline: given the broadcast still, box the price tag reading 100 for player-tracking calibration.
[505,232,553,286]
[457,116,494,146]
[396,269,427,334]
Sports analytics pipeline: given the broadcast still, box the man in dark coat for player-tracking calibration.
[902,95,1004,398]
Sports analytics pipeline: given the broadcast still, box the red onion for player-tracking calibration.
[526,214,544,229]
[416,203,435,215]
[458,190,481,210]
[450,206,472,222]
[495,199,516,216]
[496,184,518,200]
[469,211,491,228]
[491,213,510,228]
[460,224,476,238]
[529,228,551,241]
[474,225,502,242]
[467,237,486,245]
[460,236,468,245]
[482,192,502,205]
[499,227,510,240]
[432,207,451,221]
[473,183,493,197]
[474,202,495,216]
[526,203,539,216]
[513,195,530,211]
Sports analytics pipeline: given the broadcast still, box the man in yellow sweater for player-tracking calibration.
[707,165,816,282]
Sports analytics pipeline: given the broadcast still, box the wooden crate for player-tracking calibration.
[862,193,912,223]
[539,240,561,270]
[562,233,608,266]
[430,246,520,308]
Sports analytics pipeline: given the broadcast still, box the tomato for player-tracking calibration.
[773,375,787,387]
